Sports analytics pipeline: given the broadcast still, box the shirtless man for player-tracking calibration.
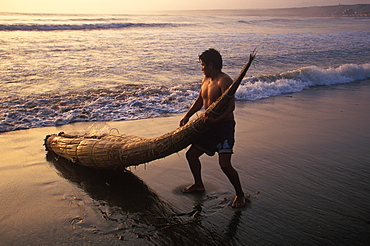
[179,48,245,208]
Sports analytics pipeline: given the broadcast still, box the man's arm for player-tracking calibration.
[211,95,235,121]
[179,92,203,126]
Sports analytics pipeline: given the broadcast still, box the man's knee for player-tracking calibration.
[186,147,202,162]
[185,150,194,161]
[220,163,234,173]
[219,155,233,172]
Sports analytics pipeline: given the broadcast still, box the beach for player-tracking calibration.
[1,10,370,245]
[1,80,369,245]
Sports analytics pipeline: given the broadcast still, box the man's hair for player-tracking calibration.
[199,48,223,70]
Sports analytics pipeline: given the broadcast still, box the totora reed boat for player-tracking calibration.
[44,51,256,169]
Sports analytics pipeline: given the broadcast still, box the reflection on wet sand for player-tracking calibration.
[180,190,250,245]
[47,153,243,245]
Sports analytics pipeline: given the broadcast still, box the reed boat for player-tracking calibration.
[44,51,256,169]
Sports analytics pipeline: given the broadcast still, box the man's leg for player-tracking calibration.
[219,154,245,207]
[182,146,205,193]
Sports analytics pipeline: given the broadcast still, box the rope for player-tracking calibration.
[109,128,120,135]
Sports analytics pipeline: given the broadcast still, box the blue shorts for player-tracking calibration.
[192,120,236,156]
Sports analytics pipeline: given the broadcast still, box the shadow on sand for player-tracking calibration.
[46,152,243,245]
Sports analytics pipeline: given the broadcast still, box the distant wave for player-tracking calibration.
[1,63,369,132]
[0,22,173,31]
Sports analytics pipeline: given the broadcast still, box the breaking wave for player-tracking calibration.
[1,63,369,132]
[236,63,370,100]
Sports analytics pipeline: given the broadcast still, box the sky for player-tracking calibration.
[1,0,369,14]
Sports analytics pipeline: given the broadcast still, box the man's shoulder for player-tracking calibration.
[218,73,233,86]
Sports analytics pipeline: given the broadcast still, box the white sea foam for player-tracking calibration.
[236,63,370,100]
[1,63,369,133]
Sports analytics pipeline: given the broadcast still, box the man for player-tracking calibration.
[179,48,245,208]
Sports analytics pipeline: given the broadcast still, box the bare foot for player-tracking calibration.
[231,195,246,208]
[181,184,205,193]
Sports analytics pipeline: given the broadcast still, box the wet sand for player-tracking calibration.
[1,80,370,245]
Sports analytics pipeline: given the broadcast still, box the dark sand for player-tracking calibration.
[1,80,370,245]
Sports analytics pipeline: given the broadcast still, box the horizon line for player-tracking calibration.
[1,4,368,16]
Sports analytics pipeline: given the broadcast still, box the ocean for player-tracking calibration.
[1,12,370,246]
[1,12,369,132]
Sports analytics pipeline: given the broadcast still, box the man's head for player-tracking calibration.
[199,48,223,70]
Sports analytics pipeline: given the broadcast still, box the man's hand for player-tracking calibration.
[179,116,190,127]
[202,113,217,124]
